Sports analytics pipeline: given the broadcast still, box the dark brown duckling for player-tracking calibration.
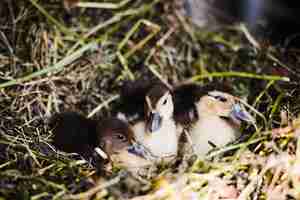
[49,112,151,169]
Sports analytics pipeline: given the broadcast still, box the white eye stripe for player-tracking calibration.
[208,90,224,96]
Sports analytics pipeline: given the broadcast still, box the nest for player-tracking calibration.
[0,0,300,199]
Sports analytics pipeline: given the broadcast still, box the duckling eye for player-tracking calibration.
[162,99,168,105]
[214,96,227,102]
[115,134,126,142]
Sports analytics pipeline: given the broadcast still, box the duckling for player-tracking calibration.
[188,90,254,157]
[49,112,151,170]
[131,84,181,162]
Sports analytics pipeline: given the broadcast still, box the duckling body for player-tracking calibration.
[133,119,178,159]
[49,112,151,170]
[190,115,240,156]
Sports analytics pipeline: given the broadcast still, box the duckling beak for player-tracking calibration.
[230,103,254,123]
[127,143,146,158]
[148,112,162,133]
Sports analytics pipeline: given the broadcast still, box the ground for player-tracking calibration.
[0,0,300,199]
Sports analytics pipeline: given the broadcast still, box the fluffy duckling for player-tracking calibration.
[132,84,181,162]
[189,90,253,157]
[49,112,151,170]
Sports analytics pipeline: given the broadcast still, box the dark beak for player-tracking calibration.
[148,112,162,133]
[127,143,146,158]
[230,104,254,123]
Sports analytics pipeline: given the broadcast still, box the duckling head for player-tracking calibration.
[196,91,253,124]
[96,118,134,156]
[144,84,174,133]
[96,118,152,170]
[96,118,149,163]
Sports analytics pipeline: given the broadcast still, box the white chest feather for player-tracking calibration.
[133,120,178,158]
[190,117,240,157]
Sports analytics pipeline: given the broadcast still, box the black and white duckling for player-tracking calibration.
[131,84,182,162]
[187,90,254,157]
[49,112,151,170]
